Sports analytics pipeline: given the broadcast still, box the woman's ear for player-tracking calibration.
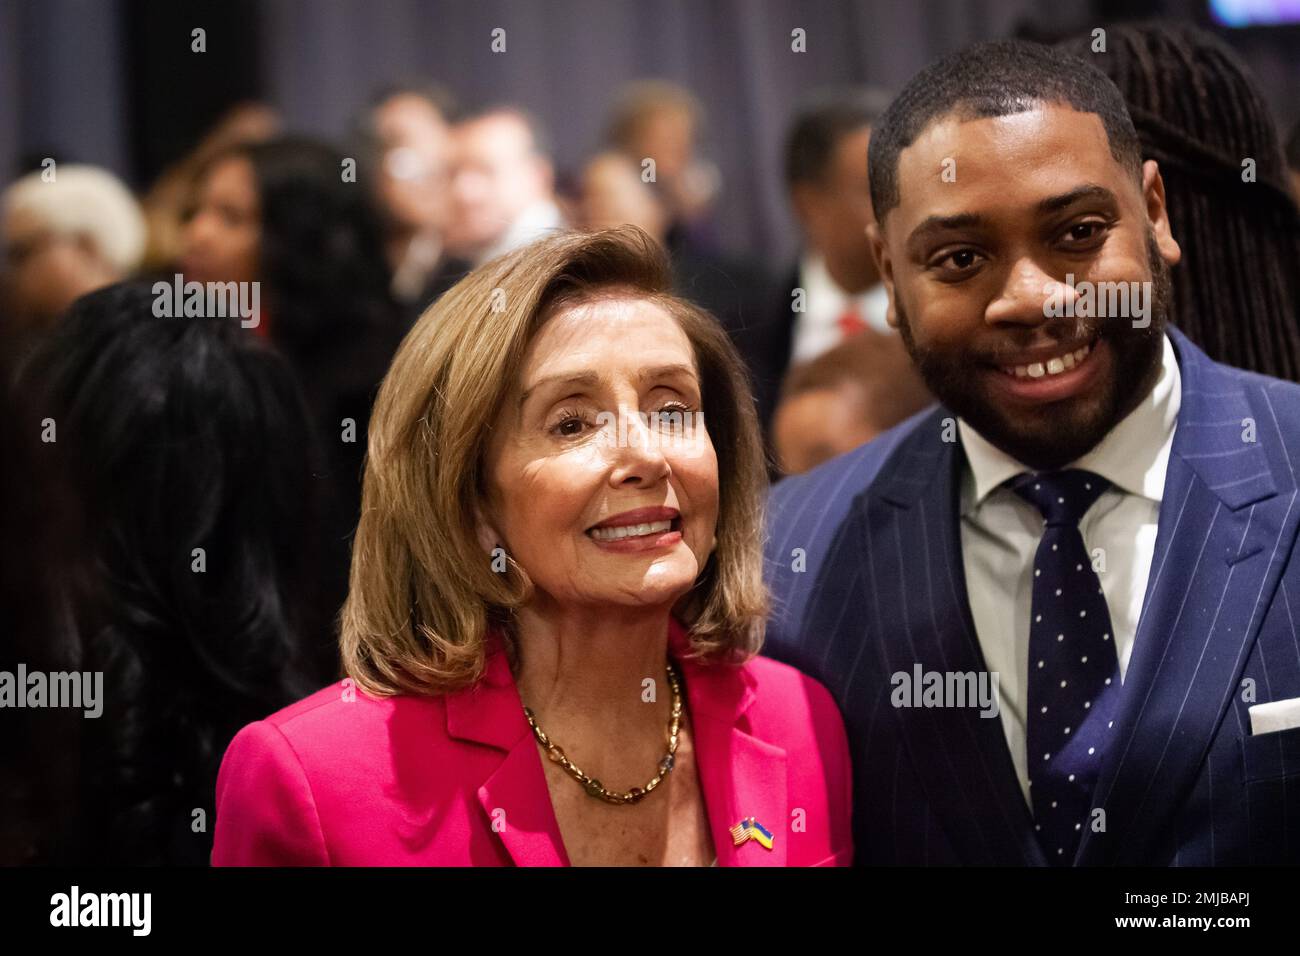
[473,505,501,556]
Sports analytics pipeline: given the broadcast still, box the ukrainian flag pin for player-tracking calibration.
[728,816,775,850]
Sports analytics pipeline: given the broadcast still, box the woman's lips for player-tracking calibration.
[585,516,683,552]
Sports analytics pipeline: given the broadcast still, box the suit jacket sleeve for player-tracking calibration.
[211,720,330,866]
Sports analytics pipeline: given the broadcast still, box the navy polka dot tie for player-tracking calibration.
[1009,469,1121,865]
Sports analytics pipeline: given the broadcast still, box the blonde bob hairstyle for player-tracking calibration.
[340,226,770,696]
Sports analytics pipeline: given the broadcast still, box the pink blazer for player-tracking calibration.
[212,616,853,866]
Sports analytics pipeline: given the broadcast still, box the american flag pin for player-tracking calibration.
[728,816,775,849]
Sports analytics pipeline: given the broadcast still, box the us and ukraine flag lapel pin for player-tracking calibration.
[729,817,775,850]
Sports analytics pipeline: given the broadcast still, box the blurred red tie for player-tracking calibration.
[836,306,868,339]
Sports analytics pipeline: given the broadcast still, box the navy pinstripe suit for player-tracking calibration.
[762,327,1300,865]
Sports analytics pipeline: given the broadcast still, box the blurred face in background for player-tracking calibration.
[445,113,552,258]
[180,155,260,285]
[579,153,669,240]
[480,295,718,613]
[2,208,116,328]
[791,125,877,286]
[773,380,878,476]
[625,104,695,184]
[373,93,452,235]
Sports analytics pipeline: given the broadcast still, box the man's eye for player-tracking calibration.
[933,248,983,273]
[1062,221,1108,245]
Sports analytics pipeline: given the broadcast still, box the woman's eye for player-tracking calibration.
[552,415,587,437]
[547,406,592,437]
[656,402,695,429]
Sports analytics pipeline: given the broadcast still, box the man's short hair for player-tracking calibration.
[784,86,894,189]
[459,105,553,162]
[867,39,1143,223]
[604,80,704,151]
[366,81,459,125]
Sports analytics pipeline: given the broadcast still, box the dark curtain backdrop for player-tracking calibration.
[256,0,1084,263]
[3,0,1298,265]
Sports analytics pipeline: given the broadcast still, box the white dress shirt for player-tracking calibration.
[957,333,1181,805]
[790,252,891,364]
[473,198,565,266]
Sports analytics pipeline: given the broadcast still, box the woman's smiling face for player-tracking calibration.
[479,294,719,611]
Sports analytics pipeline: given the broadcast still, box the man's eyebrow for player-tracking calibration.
[1036,184,1118,215]
[906,212,985,246]
[517,363,697,412]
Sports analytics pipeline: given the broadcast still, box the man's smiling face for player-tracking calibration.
[871,102,1182,470]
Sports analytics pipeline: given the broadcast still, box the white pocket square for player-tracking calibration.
[1248,697,1300,735]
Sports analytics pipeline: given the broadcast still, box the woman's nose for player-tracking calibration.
[606,408,672,485]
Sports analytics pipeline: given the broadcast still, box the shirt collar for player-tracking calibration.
[799,252,891,331]
[958,332,1181,515]
[476,199,565,265]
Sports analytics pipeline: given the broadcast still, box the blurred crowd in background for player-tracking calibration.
[2,15,1300,865]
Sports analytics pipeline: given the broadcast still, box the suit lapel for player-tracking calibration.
[862,408,1045,864]
[672,619,789,866]
[1077,329,1299,864]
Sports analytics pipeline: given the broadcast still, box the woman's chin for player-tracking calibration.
[572,556,700,607]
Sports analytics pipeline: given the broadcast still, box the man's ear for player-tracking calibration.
[867,221,899,329]
[1142,159,1182,268]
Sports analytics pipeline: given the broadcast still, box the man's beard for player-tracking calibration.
[896,231,1172,471]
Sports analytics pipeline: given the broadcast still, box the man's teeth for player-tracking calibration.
[589,519,674,541]
[1005,343,1092,379]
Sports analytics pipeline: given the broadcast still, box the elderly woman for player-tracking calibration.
[212,226,852,866]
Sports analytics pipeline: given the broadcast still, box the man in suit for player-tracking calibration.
[763,38,1300,865]
[749,88,915,437]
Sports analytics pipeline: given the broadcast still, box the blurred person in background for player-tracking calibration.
[1059,22,1300,381]
[579,151,771,409]
[0,316,81,864]
[604,80,721,253]
[443,107,565,266]
[748,88,917,437]
[139,101,281,273]
[1286,119,1300,202]
[9,283,324,864]
[180,136,400,670]
[355,82,470,310]
[772,325,933,476]
[1,164,145,340]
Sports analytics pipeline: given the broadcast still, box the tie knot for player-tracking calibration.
[1009,469,1110,526]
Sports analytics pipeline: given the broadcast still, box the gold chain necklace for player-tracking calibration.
[523,661,682,805]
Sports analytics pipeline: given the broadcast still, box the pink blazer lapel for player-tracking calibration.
[444,634,570,867]
[670,619,789,867]
[445,619,788,867]
[476,738,571,866]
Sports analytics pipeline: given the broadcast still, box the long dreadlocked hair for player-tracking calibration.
[1059,21,1300,381]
